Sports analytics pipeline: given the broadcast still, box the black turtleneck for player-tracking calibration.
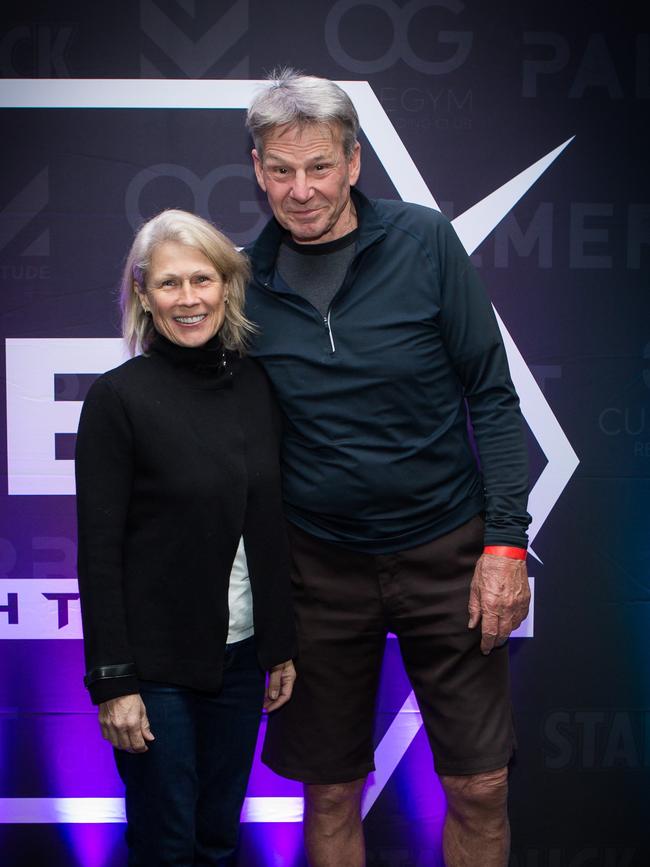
[75,333,296,704]
[151,331,227,372]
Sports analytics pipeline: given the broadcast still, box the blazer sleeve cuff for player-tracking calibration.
[84,663,139,705]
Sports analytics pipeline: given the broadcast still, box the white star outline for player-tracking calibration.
[0,78,579,825]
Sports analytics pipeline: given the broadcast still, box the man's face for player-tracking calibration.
[252,122,361,245]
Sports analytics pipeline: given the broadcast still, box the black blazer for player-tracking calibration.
[75,335,296,704]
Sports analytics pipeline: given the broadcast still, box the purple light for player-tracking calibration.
[247,717,303,798]
[241,822,304,866]
[393,729,446,855]
[60,823,122,867]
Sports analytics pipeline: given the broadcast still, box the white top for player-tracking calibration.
[226,537,254,644]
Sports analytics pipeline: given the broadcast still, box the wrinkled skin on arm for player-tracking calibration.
[468,554,530,654]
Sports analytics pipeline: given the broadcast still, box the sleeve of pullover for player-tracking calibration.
[75,376,139,704]
[437,218,531,548]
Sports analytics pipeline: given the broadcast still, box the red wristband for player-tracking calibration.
[483,546,527,560]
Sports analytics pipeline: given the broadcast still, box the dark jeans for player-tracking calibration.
[115,637,265,866]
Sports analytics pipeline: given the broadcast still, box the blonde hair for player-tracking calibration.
[120,209,254,356]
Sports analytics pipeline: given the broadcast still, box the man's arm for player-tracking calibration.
[468,549,530,654]
[436,218,531,649]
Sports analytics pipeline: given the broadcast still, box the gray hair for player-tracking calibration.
[246,68,360,159]
[120,209,254,356]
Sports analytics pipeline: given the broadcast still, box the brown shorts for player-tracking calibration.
[262,515,515,784]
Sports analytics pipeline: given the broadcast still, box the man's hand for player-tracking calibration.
[468,553,530,655]
[264,659,296,712]
[98,694,155,753]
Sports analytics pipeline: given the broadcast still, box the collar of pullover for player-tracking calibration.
[247,187,386,287]
[149,332,238,387]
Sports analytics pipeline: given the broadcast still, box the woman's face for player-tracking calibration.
[142,241,228,348]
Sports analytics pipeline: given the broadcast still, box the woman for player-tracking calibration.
[75,209,296,866]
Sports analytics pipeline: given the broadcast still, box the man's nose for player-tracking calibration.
[290,171,313,203]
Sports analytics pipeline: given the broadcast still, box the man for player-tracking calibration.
[244,69,531,867]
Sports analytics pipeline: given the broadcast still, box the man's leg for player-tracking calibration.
[304,778,366,867]
[439,767,509,867]
[384,516,515,867]
[262,525,386,865]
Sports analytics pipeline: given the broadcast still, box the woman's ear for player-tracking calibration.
[134,283,150,314]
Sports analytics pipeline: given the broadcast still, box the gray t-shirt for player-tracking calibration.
[276,229,358,316]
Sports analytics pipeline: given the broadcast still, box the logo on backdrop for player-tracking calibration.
[511,847,637,867]
[597,340,650,460]
[0,167,50,273]
[125,163,266,246]
[140,0,250,77]
[522,31,649,99]
[0,23,75,77]
[542,709,650,770]
[325,0,472,74]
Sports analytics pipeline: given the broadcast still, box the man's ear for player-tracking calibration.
[252,149,267,192]
[348,142,361,186]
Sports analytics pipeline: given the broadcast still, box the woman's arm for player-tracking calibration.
[238,361,298,673]
[75,376,139,705]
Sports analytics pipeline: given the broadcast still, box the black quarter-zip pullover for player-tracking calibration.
[245,188,531,553]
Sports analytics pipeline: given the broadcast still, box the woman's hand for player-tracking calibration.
[264,660,296,712]
[98,694,155,753]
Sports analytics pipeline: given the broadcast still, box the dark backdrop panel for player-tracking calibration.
[1,1,648,865]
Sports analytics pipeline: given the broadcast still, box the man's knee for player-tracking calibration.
[304,779,365,824]
[440,766,509,819]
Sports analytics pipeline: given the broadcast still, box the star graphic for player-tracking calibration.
[0,77,580,826]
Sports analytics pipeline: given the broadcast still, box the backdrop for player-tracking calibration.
[0,1,648,865]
